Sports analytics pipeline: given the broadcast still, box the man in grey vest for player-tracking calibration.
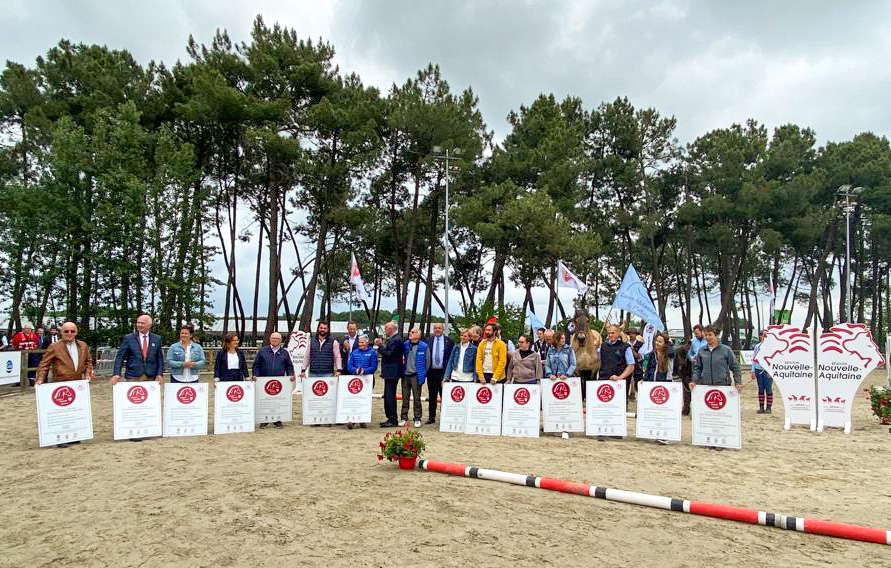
[300,322,342,378]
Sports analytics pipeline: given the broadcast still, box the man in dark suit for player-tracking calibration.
[424,322,454,424]
[339,321,360,372]
[112,314,164,385]
[374,321,403,428]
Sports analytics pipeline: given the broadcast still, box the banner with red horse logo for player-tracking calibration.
[817,323,884,433]
[35,380,94,447]
[755,325,818,430]
[287,331,310,394]
[501,383,541,438]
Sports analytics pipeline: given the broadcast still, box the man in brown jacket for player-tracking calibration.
[36,322,94,384]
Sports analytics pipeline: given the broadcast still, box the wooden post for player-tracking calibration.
[19,351,28,390]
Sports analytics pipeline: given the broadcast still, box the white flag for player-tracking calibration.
[349,253,371,304]
[557,261,588,295]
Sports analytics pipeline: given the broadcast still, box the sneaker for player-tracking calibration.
[413,420,422,428]
[273,421,283,429]
[359,423,367,428]
[656,439,669,445]
[398,420,407,427]
[259,423,270,429]
[380,421,397,428]
[347,423,354,430]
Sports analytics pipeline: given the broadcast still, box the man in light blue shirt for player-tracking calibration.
[689,324,707,362]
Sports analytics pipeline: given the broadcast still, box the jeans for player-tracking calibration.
[401,373,422,421]
[754,369,772,396]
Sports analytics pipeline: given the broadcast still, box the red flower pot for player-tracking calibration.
[398,456,417,470]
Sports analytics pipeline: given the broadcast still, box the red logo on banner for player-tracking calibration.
[514,387,530,406]
[264,379,283,396]
[226,385,244,402]
[312,380,328,397]
[552,381,570,400]
[127,385,148,404]
[476,386,493,404]
[451,386,465,402]
[704,389,727,410]
[348,378,363,394]
[176,386,197,404]
[650,385,670,405]
[597,384,615,403]
[51,386,76,407]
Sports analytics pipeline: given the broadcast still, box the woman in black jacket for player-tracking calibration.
[214,332,249,382]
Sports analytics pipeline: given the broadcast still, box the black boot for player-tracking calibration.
[766,405,772,414]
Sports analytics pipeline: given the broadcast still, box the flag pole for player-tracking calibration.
[349,288,354,323]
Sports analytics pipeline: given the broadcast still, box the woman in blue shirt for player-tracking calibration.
[167,323,206,383]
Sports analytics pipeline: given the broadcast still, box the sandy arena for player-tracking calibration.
[1,370,890,567]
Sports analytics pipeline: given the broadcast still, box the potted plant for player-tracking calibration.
[377,427,426,470]
[867,385,891,427]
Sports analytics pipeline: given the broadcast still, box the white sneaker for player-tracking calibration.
[413,420,422,428]
[398,420,407,426]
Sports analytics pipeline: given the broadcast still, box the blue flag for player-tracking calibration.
[611,264,665,331]
[526,309,547,333]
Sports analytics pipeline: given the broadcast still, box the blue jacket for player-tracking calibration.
[403,340,428,385]
[380,335,404,379]
[545,345,576,377]
[347,347,378,375]
[444,342,478,381]
[166,341,206,380]
[114,332,165,378]
[252,345,294,377]
[689,336,707,361]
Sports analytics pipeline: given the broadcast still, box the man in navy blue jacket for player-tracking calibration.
[425,322,454,424]
[112,314,164,385]
[375,321,403,428]
[253,331,296,429]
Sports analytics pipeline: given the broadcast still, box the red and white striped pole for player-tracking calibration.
[416,459,890,546]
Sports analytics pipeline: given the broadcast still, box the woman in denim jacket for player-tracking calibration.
[166,323,206,383]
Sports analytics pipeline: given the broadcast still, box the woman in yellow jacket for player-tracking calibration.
[475,323,507,383]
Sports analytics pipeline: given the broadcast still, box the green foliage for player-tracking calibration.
[451,302,524,342]
[377,427,426,461]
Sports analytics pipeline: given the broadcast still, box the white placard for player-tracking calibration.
[255,376,294,424]
[465,383,503,436]
[501,383,541,438]
[301,376,338,425]
[163,383,209,437]
[585,380,627,437]
[542,377,584,432]
[691,385,742,449]
[35,380,93,447]
[755,325,817,430]
[113,381,162,440]
[287,331,309,394]
[635,382,683,441]
[1,351,21,385]
[335,374,373,424]
[739,350,755,366]
[213,381,256,434]
[439,382,470,433]
[817,323,884,433]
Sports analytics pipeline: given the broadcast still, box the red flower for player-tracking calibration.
[379,442,385,449]
[377,454,383,461]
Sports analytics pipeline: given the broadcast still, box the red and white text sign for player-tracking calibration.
[214,381,255,434]
[585,380,627,437]
[691,385,741,449]
[255,376,293,424]
[755,325,817,430]
[113,381,162,440]
[439,382,469,433]
[335,375,372,424]
[163,383,208,437]
[501,383,541,438]
[635,382,683,441]
[35,380,94,447]
[301,376,338,425]
[542,377,584,433]
[465,383,503,436]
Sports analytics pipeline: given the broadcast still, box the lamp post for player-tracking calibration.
[433,146,460,333]
[837,184,864,323]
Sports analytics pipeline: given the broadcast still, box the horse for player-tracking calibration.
[571,309,601,381]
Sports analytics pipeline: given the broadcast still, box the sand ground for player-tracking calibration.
[1,370,890,567]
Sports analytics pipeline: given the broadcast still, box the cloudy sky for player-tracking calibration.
[3,0,889,328]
